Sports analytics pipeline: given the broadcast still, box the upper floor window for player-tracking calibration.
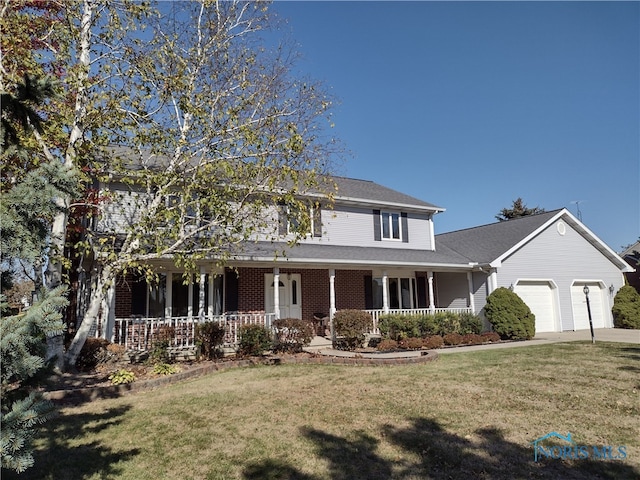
[279,202,322,238]
[373,209,409,243]
[381,211,401,240]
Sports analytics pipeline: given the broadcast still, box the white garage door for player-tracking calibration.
[514,281,558,333]
[571,283,606,330]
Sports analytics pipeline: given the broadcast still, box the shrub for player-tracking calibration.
[443,333,463,345]
[612,285,640,329]
[152,363,180,376]
[416,315,439,336]
[484,287,536,340]
[458,313,483,335]
[422,335,444,349]
[481,331,501,343]
[195,322,226,360]
[108,369,135,385]
[333,310,373,349]
[272,318,314,353]
[238,324,272,356]
[377,339,398,351]
[76,338,111,372]
[150,326,175,363]
[434,312,461,336]
[379,314,420,340]
[399,337,423,350]
[461,333,484,345]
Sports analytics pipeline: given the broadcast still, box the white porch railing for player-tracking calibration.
[365,308,474,334]
[112,312,276,351]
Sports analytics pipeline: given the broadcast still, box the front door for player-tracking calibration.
[265,273,302,319]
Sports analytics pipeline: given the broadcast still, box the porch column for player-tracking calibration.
[165,273,172,319]
[329,269,336,318]
[382,271,389,314]
[329,269,336,341]
[273,267,280,319]
[207,272,214,319]
[488,269,498,294]
[187,279,194,319]
[199,266,206,321]
[428,271,435,313]
[103,282,116,342]
[467,271,476,314]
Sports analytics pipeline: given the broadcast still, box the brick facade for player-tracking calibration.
[114,267,374,320]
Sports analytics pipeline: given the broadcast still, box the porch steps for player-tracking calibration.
[303,335,333,352]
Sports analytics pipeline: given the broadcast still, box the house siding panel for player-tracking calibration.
[307,205,433,250]
[495,220,623,330]
[435,272,469,309]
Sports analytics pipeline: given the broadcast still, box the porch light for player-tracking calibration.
[609,284,615,295]
[583,285,589,295]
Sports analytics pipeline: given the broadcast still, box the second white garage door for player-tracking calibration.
[513,281,559,333]
[571,283,606,330]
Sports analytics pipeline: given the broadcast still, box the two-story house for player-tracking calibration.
[92,174,632,351]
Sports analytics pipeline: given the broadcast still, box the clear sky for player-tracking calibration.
[271,1,639,252]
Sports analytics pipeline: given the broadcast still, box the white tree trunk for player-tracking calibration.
[64,265,114,368]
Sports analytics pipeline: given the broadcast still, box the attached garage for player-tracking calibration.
[513,280,559,333]
[571,283,607,330]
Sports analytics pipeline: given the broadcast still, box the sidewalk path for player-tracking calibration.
[316,328,639,357]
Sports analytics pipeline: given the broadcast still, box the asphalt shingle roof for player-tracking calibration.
[435,210,563,264]
[331,176,443,211]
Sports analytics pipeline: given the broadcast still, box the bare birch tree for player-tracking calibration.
[2,0,340,368]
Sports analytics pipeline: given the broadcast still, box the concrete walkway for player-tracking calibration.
[308,329,639,358]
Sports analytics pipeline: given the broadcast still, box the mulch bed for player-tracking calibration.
[43,350,439,405]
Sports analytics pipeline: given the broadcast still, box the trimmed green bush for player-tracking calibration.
[379,312,483,339]
[195,321,226,360]
[484,287,535,340]
[238,324,272,356]
[378,314,420,340]
[612,285,640,329]
[272,318,314,353]
[333,310,373,349]
[458,313,483,335]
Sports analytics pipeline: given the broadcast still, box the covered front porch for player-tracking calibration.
[95,263,480,351]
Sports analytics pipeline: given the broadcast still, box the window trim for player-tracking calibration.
[380,211,402,241]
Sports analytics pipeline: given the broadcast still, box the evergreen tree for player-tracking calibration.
[0,286,67,473]
[495,198,545,222]
[0,73,74,473]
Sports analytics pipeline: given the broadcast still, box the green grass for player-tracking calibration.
[10,342,640,479]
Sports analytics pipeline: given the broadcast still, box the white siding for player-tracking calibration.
[435,272,469,309]
[495,220,622,331]
[303,205,433,250]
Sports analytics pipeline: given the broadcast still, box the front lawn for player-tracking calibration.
[12,342,640,479]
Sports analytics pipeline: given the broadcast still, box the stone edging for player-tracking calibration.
[44,350,438,405]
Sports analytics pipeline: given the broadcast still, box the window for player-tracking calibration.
[371,276,417,309]
[280,202,322,237]
[374,210,408,242]
[381,212,401,240]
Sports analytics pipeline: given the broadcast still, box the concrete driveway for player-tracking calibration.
[437,328,639,354]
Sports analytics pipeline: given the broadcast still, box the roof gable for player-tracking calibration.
[436,209,632,272]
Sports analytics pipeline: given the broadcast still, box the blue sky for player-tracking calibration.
[271,1,639,251]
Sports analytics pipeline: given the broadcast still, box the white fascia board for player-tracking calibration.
[329,194,446,214]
